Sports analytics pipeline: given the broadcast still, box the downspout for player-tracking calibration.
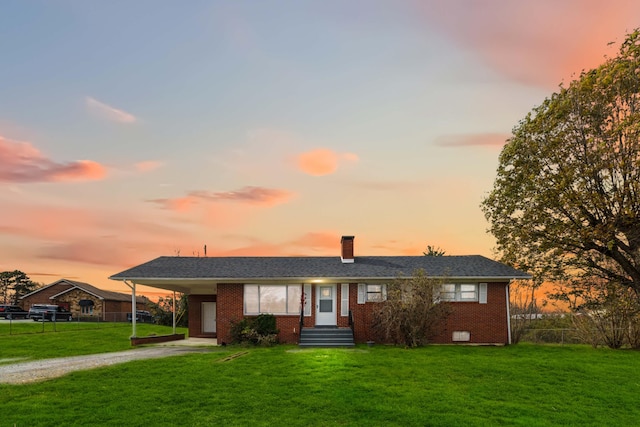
[124,280,137,338]
[506,281,512,345]
[172,290,176,335]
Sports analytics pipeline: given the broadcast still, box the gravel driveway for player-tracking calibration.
[0,346,211,384]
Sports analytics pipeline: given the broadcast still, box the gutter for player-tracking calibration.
[109,275,531,284]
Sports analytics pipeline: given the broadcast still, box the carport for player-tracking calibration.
[109,274,217,343]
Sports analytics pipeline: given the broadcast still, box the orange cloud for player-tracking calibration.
[50,160,107,181]
[296,148,359,176]
[434,133,510,148]
[0,136,107,183]
[211,231,342,257]
[417,0,640,88]
[86,96,137,123]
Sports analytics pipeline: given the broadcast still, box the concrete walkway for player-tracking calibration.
[155,337,218,346]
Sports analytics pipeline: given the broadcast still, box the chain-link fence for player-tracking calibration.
[520,328,583,345]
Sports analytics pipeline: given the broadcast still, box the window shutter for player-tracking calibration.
[479,283,488,304]
[357,283,366,304]
[304,284,312,316]
[341,283,349,316]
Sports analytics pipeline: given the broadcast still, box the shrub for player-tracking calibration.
[229,314,279,346]
[372,269,452,347]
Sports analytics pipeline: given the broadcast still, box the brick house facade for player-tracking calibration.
[111,236,529,345]
[21,279,148,321]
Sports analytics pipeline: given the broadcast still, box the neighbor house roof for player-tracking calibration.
[110,255,530,284]
[21,278,148,303]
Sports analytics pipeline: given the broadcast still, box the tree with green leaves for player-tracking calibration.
[146,293,188,327]
[482,29,640,293]
[0,270,37,305]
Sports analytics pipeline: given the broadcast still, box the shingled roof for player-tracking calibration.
[21,278,148,303]
[110,255,530,282]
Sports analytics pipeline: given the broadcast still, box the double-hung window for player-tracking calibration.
[440,284,478,302]
[244,284,302,315]
[357,284,387,303]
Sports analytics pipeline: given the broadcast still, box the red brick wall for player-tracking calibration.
[433,282,510,344]
[21,282,74,308]
[348,283,378,343]
[198,282,510,345]
[350,282,510,345]
[214,285,302,344]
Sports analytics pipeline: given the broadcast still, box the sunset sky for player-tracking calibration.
[2,1,639,297]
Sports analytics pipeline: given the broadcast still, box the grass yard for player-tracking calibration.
[1,339,639,426]
[0,321,187,361]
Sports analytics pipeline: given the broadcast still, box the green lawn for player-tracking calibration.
[0,321,187,361]
[1,335,639,426]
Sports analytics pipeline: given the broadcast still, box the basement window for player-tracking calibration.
[452,331,471,342]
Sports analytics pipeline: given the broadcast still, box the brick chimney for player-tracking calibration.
[341,236,355,263]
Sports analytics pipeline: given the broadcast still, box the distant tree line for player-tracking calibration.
[0,270,42,305]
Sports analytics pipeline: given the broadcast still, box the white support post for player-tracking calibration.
[506,282,512,345]
[172,290,177,335]
[125,280,137,338]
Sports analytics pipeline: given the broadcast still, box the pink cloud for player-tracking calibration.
[86,97,137,123]
[434,133,510,148]
[416,0,640,88]
[134,160,164,173]
[192,186,294,206]
[0,136,107,183]
[296,148,359,176]
[40,240,132,266]
[150,186,294,212]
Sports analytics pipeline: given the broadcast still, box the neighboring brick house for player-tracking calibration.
[110,236,529,345]
[21,279,149,322]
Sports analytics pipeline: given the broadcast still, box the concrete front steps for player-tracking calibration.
[299,326,355,348]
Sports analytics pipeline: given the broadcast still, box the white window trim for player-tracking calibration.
[340,283,349,316]
[303,284,312,317]
[244,284,302,315]
[479,283,488,304]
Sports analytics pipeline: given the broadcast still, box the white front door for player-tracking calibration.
[202,302,216,333]
[316,284,337,326]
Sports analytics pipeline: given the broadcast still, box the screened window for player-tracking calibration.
[440,284,478,302]
[244,285,302,315]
